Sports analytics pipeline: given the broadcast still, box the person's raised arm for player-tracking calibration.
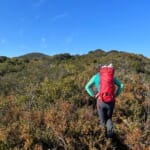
[114,77,124,97]
[85,75,96,97]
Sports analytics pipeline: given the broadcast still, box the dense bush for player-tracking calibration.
[0,50,150,149]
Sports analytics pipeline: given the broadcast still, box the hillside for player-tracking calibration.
[0,50,150,150]
[17,52,50,59]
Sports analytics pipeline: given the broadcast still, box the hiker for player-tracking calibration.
[85,64,123,138]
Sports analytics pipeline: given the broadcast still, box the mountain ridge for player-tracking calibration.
[1,49,149,59]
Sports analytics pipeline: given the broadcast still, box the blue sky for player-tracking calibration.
[0,0,150,58]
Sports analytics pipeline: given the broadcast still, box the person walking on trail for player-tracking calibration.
[85,64,124,138]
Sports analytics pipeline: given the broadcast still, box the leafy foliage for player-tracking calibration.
[0,50,150,149]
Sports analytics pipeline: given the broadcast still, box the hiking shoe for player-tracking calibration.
[106,130,113,138]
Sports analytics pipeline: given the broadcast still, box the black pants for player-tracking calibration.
[97,100,115,136]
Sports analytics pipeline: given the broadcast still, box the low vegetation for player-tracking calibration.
[0,50,149,149]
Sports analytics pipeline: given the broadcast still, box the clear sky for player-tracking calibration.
[0,0,150,58]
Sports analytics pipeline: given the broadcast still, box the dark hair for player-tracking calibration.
[95,64,101,72]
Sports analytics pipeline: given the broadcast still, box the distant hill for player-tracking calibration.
[17,52,50,59]
[0,49,150,82]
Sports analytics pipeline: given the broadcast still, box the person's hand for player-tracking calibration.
[114,93,118,98]
[94,93,99,99]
